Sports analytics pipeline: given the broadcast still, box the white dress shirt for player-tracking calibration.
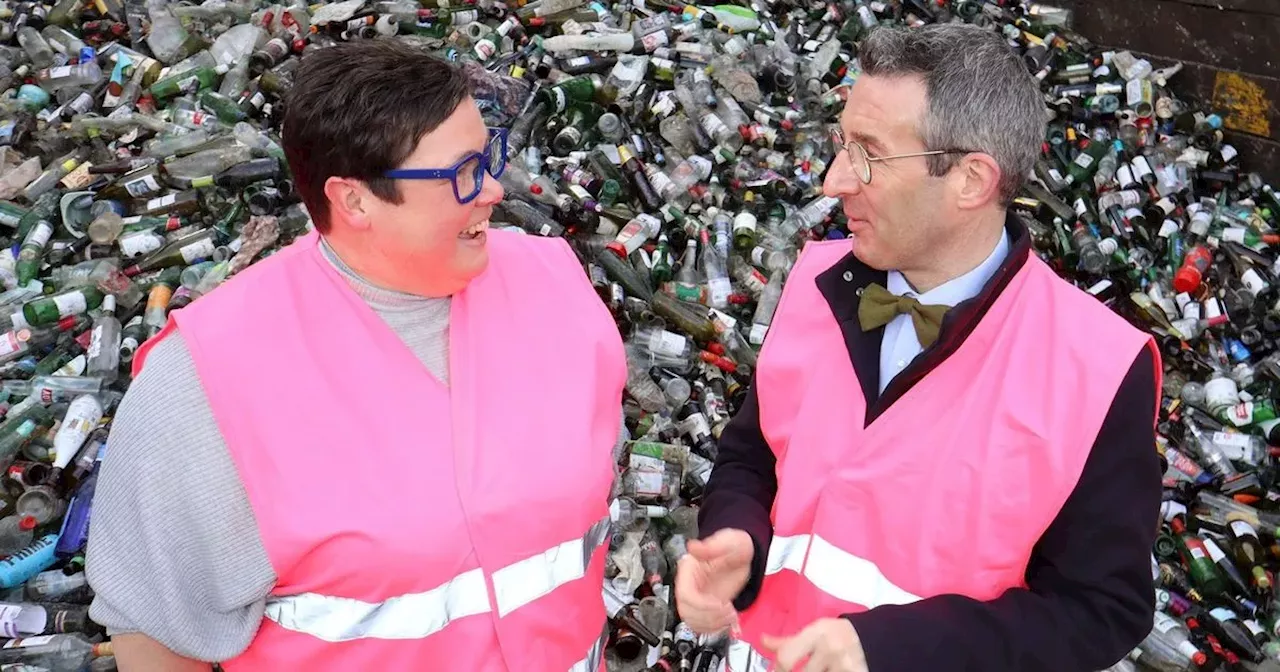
[878,231,1010,394]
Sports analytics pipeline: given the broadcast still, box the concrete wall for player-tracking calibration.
[1054,0,1279,184]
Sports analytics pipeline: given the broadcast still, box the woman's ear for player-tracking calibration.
[323,177,375,231]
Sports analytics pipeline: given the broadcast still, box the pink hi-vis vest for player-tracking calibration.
[134,230,626,671]
[722,240,1160,671]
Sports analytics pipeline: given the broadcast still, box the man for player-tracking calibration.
[86,41,625,670]
[676,24,1162,672]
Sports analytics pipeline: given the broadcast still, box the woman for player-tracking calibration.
[85,40,625,671]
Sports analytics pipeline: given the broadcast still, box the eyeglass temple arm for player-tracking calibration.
[865,149,955,163]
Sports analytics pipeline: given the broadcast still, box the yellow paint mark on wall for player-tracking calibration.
[1212,71,1273,137]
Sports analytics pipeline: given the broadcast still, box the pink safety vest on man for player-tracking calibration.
[721,240,1161,671]
[133,229,626,671]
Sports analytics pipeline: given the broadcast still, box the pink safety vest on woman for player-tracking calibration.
[133,229,626,671]
[721,240,1160,671]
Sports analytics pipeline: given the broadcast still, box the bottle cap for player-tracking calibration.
[1173,266,1202,294]
[18,516,36,531]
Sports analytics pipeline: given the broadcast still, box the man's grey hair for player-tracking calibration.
[858,23,1046,205]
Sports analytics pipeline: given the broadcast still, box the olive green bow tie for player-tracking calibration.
[857,282,950,348]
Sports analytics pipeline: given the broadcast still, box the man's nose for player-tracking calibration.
[823,150,862,199]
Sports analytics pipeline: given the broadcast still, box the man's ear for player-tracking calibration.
[323,177,375,231]
[951,153,1003,210]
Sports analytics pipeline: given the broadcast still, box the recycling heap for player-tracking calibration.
[0,0,1269,669]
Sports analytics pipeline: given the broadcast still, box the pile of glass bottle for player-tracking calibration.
[0,0,1272,669]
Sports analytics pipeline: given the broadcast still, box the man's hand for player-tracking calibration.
[762,618,867,672]
[674,528,754,633]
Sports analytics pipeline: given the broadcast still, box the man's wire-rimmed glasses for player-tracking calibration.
[833,127,980,185]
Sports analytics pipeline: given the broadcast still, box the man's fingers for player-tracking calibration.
[765,624,822,672]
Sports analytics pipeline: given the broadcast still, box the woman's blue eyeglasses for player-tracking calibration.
[383,127,509,204]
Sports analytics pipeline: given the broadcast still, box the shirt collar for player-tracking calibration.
[885,229,1011,308]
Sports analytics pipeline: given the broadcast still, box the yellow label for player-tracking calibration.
[190,175,215,189]
[60,162,95,190]
[147,285,174,311]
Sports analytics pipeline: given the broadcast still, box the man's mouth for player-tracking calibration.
[459,219,489,240]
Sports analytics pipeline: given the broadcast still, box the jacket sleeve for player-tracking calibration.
[696,380,778,610]
[843,347,1161,672]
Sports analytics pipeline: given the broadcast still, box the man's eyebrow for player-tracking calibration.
[848,130,887,153]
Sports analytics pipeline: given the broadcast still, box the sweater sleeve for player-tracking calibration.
[843,347,1161,672]
[86,332,276,662]
[697,380,778,610]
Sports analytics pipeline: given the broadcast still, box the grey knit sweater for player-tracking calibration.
[85,237,458,661]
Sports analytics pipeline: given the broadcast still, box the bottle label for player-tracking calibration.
[0,331,22,358]
[1205,377,1240,409]
[2,635,55,648]
[708,278,732,306]
[749,323,769,345]
[1245,619,1266,637]
[1231,520,1258,539]
[118,233,161,257]
[179,238,216,264]
[1115,164,1135,188]
[1073,152,1095,170]
[53,291,88,318]
[24,222,52,249]
[648,330,687,358]
[1157,219,1179,238]
[1175,641,1201,659]
[1242,269,1268,295]
[1188,545,1206,560]
[47,65,73,79]
[1085,279,1112,296]
[734,211,757,234]
[177,75,201,94]
[1210,607,1236,622]
[679,412,711,440]
[1203,538,1227,562]
[87,325,103,359]
[60,162,95,190]
[699,112,729,141]
[1152,610,1179,633]
[125,173,161,197]
[145,194,178,211]
[641,30,668,52]
[1132,155,1154,179]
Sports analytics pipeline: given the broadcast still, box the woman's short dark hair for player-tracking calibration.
[281,40,472,232]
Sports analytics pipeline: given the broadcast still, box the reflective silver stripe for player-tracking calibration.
[264,567,491,642]
[764,533,810,575]
[761,533,921,609]
[568,630,607,672]
[263,516,612,642]
[491,515,612,617]
[720,639,771,672]
[804,535,921,608]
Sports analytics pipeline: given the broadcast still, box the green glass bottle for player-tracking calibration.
[15,192,59,241]
[15,220,53,287]
[1173,518,1227,598]
[1066,138,1110,186]
[22,286,104,327]
[537,74,606,112]
[0,201,29,230]
[149,64,228,100]
[651,234,674,285]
